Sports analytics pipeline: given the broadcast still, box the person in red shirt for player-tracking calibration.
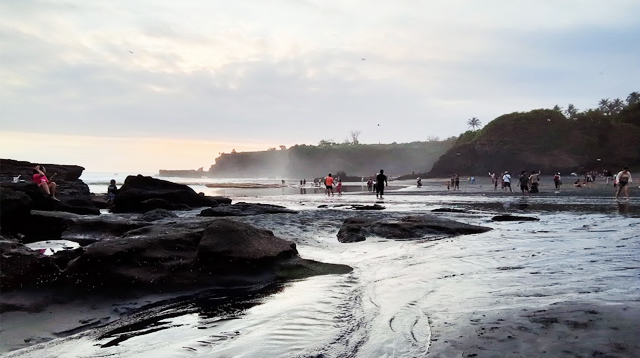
[32,165,59,201]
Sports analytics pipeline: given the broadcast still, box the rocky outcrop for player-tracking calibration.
[0,237,61,291]
[111,175,231,213]
[492,215,539,222]
[199,203,298,217]
[139,209,178,222]
[63,219,350,291]
[337,215,492,243]
[0,159,85,182]
[0,188,33,235]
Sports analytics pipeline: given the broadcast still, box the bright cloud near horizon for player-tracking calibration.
[1,0,639,172]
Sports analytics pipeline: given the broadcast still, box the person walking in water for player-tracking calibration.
[518,171,530,197]
[502,171,512,192]
[325,173,335,197]
[376,169,388,199]
[454,174,460,190]
[615,167,632,200]
[336,179,343,196]
[529,170,540,193]
[553,172,562,191]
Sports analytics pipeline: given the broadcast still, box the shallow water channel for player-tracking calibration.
[4,193,640,358]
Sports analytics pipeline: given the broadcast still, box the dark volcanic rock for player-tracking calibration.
[0,237,61,291]
[111,175,229,213]
[337,215,492,243]
[51,247,84,270]
[0,159,84,182]
[431,208,466,213]
[492,214,540,222]
[63,219,349,291]
[0,188,33,235]
[139,208,178,222]
[22,210,150,245]
[1,181,99,216]
[199,202,298,217]
[351,204,385,211]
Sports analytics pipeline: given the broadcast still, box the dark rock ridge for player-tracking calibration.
[58,219,351,291]
[492,214,540,222]
[1,216,351,299]
[111,175,231,213]
[139,208,178,222]
[199,202,298,217]
[0,159,84,182]
[0,236,61,292]
[431,208,467,213]
[427,105,640,177]
[337,215,492,243]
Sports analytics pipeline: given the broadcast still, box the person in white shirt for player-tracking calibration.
[615,167,633,200]
[502,171,512,192]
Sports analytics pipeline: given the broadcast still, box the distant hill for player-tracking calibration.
[159,140,455,179]
[427,103,640,177]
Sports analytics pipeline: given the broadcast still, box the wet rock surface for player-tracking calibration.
[111,175,230,213]
[492,214,540,221]
[0,237,61,293]
[199,202,298,217]
[139,208,178,222]
[337,215,492,243]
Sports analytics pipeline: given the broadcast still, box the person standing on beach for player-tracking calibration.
[454,174,460,190]
[553,172,562,190]
[502,171,512,192]
[376,169,388,199]
[529,170,540,193]
[615,167,632,200]
[325,173,335,197]
[518,171,530,197]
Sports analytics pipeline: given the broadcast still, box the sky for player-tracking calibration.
[1,0,639,172]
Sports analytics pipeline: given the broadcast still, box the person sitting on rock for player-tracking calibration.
[107,179,118,203]
[32,165,59,201]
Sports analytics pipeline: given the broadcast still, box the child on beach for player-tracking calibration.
[553,173,562,191]
[336,179,343,196]
[107,179,118,203]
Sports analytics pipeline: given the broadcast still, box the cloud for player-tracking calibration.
[1,0,639,171]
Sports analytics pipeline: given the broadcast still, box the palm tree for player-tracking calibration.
[598,98,611,115]
[467,117,482,130]
[626,92,640,106]
[564,104,579,118]
[552,105,563,112]
[611,98,625,114]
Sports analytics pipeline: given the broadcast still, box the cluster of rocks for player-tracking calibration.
[0,159,351,311]
[336,215,492,243]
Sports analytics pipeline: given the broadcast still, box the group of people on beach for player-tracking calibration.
[323,170,388,199]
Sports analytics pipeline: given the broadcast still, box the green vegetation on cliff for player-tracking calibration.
[428,95,640,177]
[207,140,455,178]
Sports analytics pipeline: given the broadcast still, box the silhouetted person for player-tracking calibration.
[376,170,388,199]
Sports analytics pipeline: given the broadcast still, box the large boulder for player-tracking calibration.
[139,208,178,222]
[199,202,298,217]
[111,175,231,213]
[63,219,350,292]
[0,237,61,292]
[0,159,84,182]
[0,188,33,235]
[1,181,99,216]
[337,215,492,243]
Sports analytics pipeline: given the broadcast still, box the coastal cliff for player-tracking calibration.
[161,140,455,178]
[427,104,640,177]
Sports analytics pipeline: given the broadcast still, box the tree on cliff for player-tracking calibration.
[565,104,579,118]
[627,92,640,105]
[349,130,362,145]
[467,117,482,130]
[553,105,563,112]
[318,139,337,146]
[598,98,611,115]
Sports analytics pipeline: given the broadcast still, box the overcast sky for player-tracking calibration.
[1,0,639,172]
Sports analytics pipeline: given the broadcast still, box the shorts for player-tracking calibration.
[619,180,628,188]
[504,182,511,187]
[520,185,529,191]
[326,185,333,190]
[376,186,384,195]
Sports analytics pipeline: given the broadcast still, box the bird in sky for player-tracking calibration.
[362,58,366,61]
[129,51,134,54]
